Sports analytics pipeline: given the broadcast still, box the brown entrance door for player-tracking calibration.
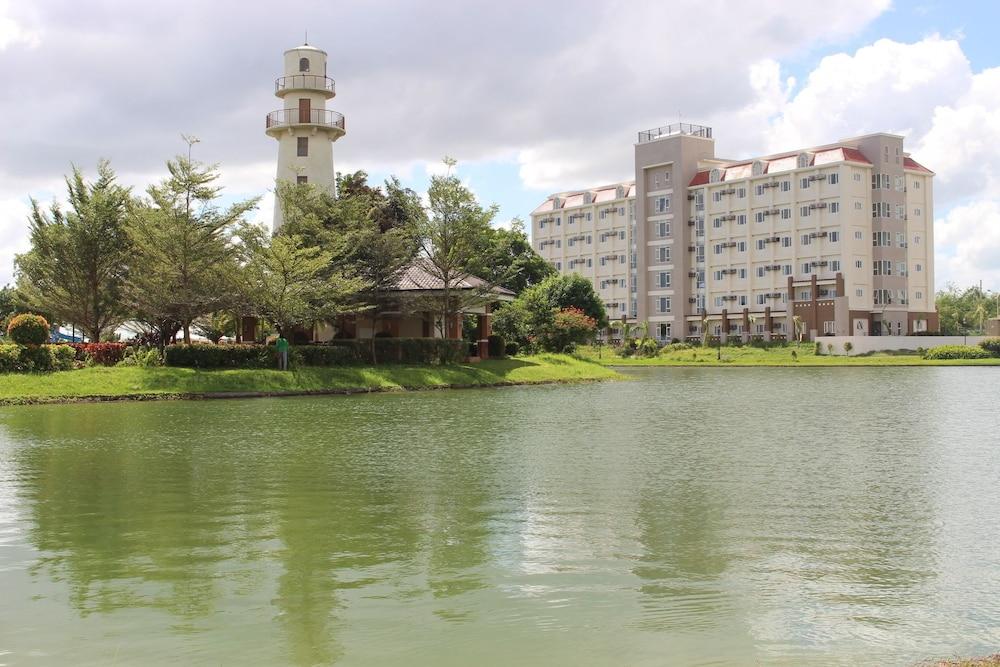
[298,98,311,123]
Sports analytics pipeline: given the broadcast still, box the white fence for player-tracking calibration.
[817,335,988,356]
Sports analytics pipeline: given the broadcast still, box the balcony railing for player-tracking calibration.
[637,122,713,143]
[265,108,345,131]
[274,74,336,95]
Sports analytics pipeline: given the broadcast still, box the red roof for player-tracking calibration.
[688,171,710,187]
[904,156,933,173]
[840,147,871,165]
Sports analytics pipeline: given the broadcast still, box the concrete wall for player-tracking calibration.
[817,335,987,355]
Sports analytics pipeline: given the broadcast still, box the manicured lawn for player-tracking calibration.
[576,345,1000,367]
[0,354,621,404]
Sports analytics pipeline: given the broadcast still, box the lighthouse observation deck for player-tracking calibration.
[265,108,345,133]
[274,74,336,97]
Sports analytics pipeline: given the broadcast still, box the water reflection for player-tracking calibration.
[0,368,999,665]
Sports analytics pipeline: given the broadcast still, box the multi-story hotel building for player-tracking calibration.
[531,124,937,341]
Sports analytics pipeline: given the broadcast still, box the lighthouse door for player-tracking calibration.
[298,98,311,123]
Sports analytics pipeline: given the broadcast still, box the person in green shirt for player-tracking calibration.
[276,335,289,370]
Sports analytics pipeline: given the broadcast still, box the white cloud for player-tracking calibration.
[935,201,1000,289]
[0,1,39,50]
[0,197,32,286]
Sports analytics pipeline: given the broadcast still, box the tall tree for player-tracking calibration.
[234,227,368,337]
[126,151,256,344]
[14,161,131,341]
[493,274,607,352]
[936,284,998,335]
[416,158,505,337]
[470,218,555,294]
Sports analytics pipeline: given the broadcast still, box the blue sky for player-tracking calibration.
[1,0,999,290]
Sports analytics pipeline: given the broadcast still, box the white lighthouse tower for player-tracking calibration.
[265,42,345,232]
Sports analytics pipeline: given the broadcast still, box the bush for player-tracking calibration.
[979,337,1000,356]
[0,343,75,373]
[487,334,505,358]
[7,313,50,345]
[660,342,692,355]
[537,307,598,353]
[118,346,162,367]
[923,345,992,360]
[505,341,519,356]
[68,342,128,365]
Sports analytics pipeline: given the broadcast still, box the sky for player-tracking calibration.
[1,0,999,291]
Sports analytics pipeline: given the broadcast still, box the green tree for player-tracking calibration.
[0,284,19,332]
[126,152,256,344]
[470,218,555,294]
[235,228,368,337]
[494,274,607,351]
[14,161,132,342]
[416,158,505,337]
[936,283,998,335]
[537,307,597,352]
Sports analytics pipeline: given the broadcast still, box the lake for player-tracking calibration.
[1,367,998,666]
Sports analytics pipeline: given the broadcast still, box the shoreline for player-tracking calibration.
[0,354,622,407]
[0,376,614,407]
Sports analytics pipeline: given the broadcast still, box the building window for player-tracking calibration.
[713,217,723,229]
[829,231,840,242]
[874,289,891,305]
[915,263,923,272]
[657,297,671,313]
[873,231,891,247]
[916,291,923,299]
[854,172,862,182]
[756,239,767,251]
[831,260,841,272]
[755,212,765,223]
[802,263,811,274]
[737,214,747,225]
[737,241,747,252]
[855,260,863,269]
[654,196,670,213]
[781,208,791,220]
[755,266,765,278]
[299,57,310,72]
[854,230,863,240]
[829,202,839,214]
[782,237,792,248]
[297,137,308,156]
[296,175,308,184]
[781,181,791,192]
[657,323,671,340]
[829,173,839,185]
[737,187,746,198]
[783,264,792,275]
[755,184,764,196]
[800,206,811,217]
[873,260,892,276]
[657,271,671,288]
[801,234,811,246]
[800,177,810,189]
[799,289,811,300]
[856,288,864,297]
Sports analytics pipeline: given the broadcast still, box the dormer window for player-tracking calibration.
[299,57,310,72]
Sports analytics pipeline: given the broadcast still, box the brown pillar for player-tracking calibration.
[241,316,258,343]
[721,308,728,344]
[810,274,819,341]
[742,307,750,342]
[477,306,492,359]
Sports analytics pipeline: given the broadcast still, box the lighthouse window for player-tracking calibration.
[299,57,310,72]
[297,175,308,184]
[297,137,309,156]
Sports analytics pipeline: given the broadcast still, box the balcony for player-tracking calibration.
[265,108,345,133]
[275,75,336,97]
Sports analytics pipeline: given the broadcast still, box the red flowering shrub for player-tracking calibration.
[537,307,597,352]
[68,342,128,365]
[6,313,50,345]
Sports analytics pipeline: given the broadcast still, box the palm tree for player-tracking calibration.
[608,320,635,346]
[972,302,989,334]
[747,314,757,344]
[700,315,709,348]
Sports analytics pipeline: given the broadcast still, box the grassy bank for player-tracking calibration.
[577,345,1000,367]
[0,354,622,405]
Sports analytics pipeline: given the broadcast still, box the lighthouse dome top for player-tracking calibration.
[284,43,327,56]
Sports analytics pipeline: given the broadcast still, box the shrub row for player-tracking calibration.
[923,345,992,360]
[67,342,128,365]
[979,337,1000,355]
[0,344,75,373]
[164,339,469,368]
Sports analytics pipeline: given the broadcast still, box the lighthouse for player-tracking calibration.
[265,42,345,232]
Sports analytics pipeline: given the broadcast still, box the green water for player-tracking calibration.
[1,368,999,666]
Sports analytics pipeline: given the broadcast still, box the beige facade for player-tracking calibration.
[266,44,345,232]
[531,125,937,341]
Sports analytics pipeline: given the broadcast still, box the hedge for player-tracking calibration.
[164,339,468,368]
[979,338,1000,356]
[923,345,992,360]
[487,335,506,358]
[0,344,75,373]
[68,342,128,365]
